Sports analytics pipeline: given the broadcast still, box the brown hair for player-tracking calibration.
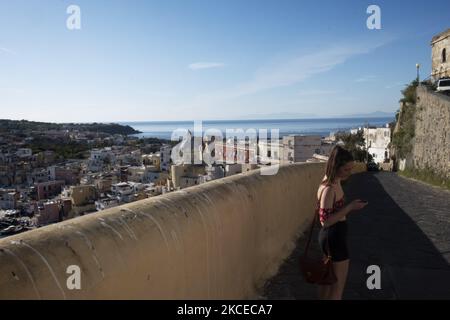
[323,145,354,185]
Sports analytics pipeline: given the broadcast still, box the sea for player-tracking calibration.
[121,117,394,140]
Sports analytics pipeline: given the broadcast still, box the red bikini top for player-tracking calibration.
[317,187,345,224]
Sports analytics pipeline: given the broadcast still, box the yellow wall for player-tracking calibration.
[171,164,206,189]
[71,185,97,207]
[0,162,325,299]
[351,161,367,175]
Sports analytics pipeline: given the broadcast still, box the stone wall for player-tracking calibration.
[412,85,450,178]
[0,162,326,299]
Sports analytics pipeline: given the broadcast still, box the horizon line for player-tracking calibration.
[1,114,396,125]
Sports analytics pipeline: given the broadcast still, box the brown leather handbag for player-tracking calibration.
[299,189,337,285]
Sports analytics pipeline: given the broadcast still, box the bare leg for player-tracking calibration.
[317,254,332,299]
[329,259,349,300]
[317,284,332,300]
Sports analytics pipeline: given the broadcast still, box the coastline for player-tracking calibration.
[122,116,395,140]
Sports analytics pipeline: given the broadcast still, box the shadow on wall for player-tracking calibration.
[351,161,367,175]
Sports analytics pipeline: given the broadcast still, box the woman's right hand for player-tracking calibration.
[348,199,368,211]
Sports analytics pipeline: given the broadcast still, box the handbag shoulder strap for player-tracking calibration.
[303,183,335,257]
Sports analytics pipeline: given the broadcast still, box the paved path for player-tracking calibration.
[261,172,450,299]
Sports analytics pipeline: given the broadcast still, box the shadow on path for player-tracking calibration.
[261,172,450,299]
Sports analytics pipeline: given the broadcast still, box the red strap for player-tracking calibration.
[303,184,335,258]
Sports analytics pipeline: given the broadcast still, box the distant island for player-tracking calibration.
[228,111,395,121]
[334,111,396,119]
[0,119,142,136]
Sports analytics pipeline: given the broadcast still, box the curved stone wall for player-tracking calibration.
[0,162,325,299]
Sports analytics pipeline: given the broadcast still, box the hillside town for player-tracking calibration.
[0,121,393,238]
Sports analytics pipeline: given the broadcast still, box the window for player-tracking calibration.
[443,48,447,63]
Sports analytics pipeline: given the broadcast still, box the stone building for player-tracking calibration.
[35,180,65,201]
[431,28,450,82]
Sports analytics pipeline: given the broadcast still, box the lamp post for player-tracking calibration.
[416,63,420,83]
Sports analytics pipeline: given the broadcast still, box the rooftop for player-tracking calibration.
[431,28,450,44]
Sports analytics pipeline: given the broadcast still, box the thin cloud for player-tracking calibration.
[355,75,377,82]
[385,81,405,89]
[0,47,16,55]
[188,62,225,70]
[296,89,339,96]
[192,41,387,105]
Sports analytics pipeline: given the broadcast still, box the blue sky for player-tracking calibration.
[0,0,449,122]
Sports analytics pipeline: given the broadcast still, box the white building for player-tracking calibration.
[159,145,172,171]
[351,124,391,164]
[90,148,114,161]
[111,181,146,203]
[128,165,161,183]
[88,148,115,172]
[365,125,391,164]
[258,139,281,165]
[116,150,141,166]
[281,135,322,164]
[95,197,120,211]
[16,148,33,158]
[214,135,329,166]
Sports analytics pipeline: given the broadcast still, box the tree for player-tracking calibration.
[392,79,417,159]
[399,80,418,104]
[335,130,372,163]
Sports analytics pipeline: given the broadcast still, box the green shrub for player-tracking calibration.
[399,80,418,104]
[392,80,418,159]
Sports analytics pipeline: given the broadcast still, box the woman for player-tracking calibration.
[317,146,368,300]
